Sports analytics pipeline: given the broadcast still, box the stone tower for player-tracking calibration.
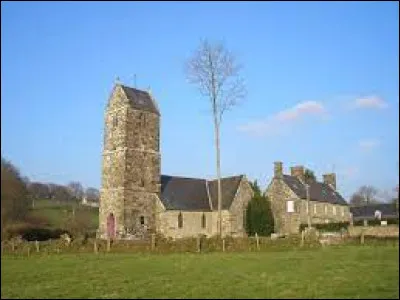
[98,83,161,239]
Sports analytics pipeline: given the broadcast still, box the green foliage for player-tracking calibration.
[304,168,316,184]
[299,222,350,232]
[353,218,399,226]
[246,182,274,236]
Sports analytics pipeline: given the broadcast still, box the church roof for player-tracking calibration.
[282,175,347,205]
[119,84,160,115]
[160,175,244,211]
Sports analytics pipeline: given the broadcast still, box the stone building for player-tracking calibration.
[350,203,398,224]
[265,161,351,235]
[98,83,253,240]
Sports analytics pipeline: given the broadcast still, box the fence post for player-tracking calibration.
[1,241,4,255]
[196,235,201,253]
[35,240,40,252]
[360,231,365,245]
[222,238,225,252]
[11,240,15,252]
[151,234,156,251]
[301,230,305,247]
[107,238,111,252]
[255,233,260,250]
[27,246,30,257]
[94,240,98,254]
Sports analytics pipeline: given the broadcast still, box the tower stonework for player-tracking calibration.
[98,83,161,239]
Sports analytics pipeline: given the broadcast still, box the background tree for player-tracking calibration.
[350,185,379,205]
[67,181,84,201]
[246,180,274,236]
[304,168,316,184]
[185,39,246,236]
[85,187,100,202]
[1,157,30,232]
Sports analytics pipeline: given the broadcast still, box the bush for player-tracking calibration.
[299,222,350,232]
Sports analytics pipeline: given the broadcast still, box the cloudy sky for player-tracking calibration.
[1,1,398,200]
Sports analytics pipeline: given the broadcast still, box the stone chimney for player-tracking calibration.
[274,161,283,178]
[291,166,305,182]
[323,173,336,190]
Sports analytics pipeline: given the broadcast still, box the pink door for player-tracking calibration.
[107,213,115,239]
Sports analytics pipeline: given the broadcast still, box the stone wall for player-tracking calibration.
[228,177,254,237]
[157,210,232,239]
[348,225,399,237]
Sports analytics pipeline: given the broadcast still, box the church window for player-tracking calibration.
[178,212,183,228]
[201,213,206,229]
[140,216,145,225]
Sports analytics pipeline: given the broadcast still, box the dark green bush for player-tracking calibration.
[299,222,350,232]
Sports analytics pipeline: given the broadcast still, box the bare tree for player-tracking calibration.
[67,181,84,201]
[85,187,100,202]
[185,39,246,236]
[350,185,379,205]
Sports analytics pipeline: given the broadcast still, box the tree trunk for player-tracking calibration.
[216,123,222,237]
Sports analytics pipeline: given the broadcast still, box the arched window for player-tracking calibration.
[201,213,206,229]
[178,212,183,228]
[140,216,145,225]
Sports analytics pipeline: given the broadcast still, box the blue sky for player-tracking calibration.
[1,1,399,200]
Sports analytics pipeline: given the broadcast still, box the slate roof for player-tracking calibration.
[119,84,160,115]
[350,203,398,220]
[282,175,347,205]
[159,175,244,211]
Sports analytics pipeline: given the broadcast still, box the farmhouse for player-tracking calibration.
[265,162,351,235]
[98,83,253,240]
[350,203,398,224]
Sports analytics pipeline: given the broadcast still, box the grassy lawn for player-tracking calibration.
[1,245,398,299]
[28,199,98,230]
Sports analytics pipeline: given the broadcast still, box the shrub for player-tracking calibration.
[299,222,350,232]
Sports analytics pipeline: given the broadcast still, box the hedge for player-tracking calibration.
[299,222,350,232]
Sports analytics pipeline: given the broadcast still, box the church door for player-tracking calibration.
[107,213,116,239]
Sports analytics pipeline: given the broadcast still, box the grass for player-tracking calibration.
[1,245,398,299]
[28,199,98,230]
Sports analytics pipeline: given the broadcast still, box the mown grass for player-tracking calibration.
[1,245,398,299]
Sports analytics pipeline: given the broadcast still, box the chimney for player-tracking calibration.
[291,166,305,182]
[274,161,283,179]
[323,173,336,190]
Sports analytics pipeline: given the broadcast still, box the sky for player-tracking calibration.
[1,1,399,200]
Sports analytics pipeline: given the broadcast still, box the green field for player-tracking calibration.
[1,245,398,299]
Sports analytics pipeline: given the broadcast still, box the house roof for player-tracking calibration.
[160,175,244,211]
[350,203,398,220]
[119,84,160,115]
[282,175,347,205]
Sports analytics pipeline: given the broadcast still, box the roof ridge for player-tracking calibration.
[161,174,206,181]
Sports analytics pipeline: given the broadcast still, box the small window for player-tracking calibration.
[342,207,345,217]
[139,178,144,187]
[140,216,145,225]
[178,212,183,228]
[201,213,206,229]
[324,205,328,215]
[287,200,294,213]
[314,204,317,214]
[305,202,309,213]
[333,206,336,215]
[374,210,382,220]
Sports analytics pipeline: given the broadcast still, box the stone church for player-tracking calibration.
[98,83,253,240]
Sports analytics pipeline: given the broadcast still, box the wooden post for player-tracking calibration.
[1,241,4,255]
[27,246,30,257]
[35,240,40,252]
[196,235,201,253]
[222,238,225,252]
[11,240,15,252]
[107,238,111,252]
[301,230,305,247]
[151,234,156,251]
[94,240,98,254]
[360,231,365,245]
[255,233,260,250]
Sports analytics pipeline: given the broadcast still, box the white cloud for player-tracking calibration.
[350,96,388,110]
[358,139,380,151]
[238,101,328,136]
